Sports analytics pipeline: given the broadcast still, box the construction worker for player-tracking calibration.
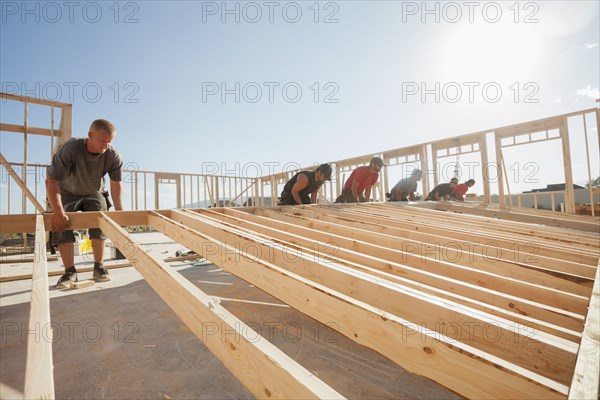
[425,177,458,201]
[335,157,385,203]
[46,119,124,288]
[450,179,476,202]
[278,163,333,205]
[387,169,422,201]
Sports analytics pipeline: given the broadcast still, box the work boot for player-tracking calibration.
[93,266,111,282]
[56,267,78,288]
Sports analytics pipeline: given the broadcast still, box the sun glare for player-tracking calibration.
[440,23,542,82]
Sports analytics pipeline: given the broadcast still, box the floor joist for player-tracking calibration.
[1,203,598,399]
[99,212,344,400]
[23,215,55,399]
[149,210,566,399]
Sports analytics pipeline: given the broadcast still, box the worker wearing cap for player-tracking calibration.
[425,177,459,201]
[278,163,333,205]
[450,179,476,202]
[388,169,422,202]
[335,157,385,203]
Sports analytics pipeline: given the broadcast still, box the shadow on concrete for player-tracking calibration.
[1,264,460,399]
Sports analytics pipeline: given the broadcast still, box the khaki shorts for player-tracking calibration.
[51,192,107,245]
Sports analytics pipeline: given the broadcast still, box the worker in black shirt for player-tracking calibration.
[425,177,459,201]
[278,164,333,205]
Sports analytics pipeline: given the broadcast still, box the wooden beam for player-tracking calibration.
[172,209,578,386]
[60,104,72,144]
[0,254,202,283]
[285,207,593,296]
[98,212,343,400]
[0,123,63,137]
[211,208,582,341]
[308,206,597,276]
[494,135,507,207]
[560,121,576,214]
[0,211,149,234]
[395,206,600,254]
[568,264,600,399]
[358,204,599,257]
[0,91,71,107]
[419,145,430,196]
[429,202,600,234]
[261,208,589,317]
[0,152,45,213]
[23,215,55,399]
[495,116,564,139]
[148,210,564,399]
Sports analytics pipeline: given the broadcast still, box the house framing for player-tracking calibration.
[0,93,599,399]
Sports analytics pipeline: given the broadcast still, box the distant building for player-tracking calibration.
[524,183,585,193]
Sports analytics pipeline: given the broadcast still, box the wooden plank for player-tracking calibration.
[479,133,491,205]
[391,202,600,247]
[262,207,587,332]
[24,215,55,399]
[59,104,72,143]
[350,205,597,268]
[430,202,600,235]
[335,154,375,169]
[495,135,507,207]
[261,208,589,317]
[0,214,37,234]
[568,264,600,400]
[419,145,430,196]
[69,280,95,289]
[0,91,71,107]
[172,209,578,385]
[0,152,45,213]
[317,203,598,276]
[382,145,422,161]
[148,210,565,399]
[582,115,596,217]
[495,116,564,139]
[23,101,29,219]
[0,255,201,283]
[362,204,599,257]
[337,201,597,252]
[0,210,149,234]
[286,207,593,296]
[212,208,582,341]
[314,206,597,278]
[0,256,59,265]
[98,212,343,400]
[0,123,63,137]
[0,123,62,137]
[560,122,576,214]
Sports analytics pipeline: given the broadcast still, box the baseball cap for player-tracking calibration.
[370,157,386,167]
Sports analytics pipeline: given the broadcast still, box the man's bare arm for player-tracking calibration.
[311,189,318,204]
[110,180,123,211]
[364,184,374,203]
[46,176,69,231]
[351,179,360,202]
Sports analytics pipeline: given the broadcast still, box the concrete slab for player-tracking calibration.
[0,232,460,399]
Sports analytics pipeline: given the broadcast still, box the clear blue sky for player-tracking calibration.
[1,0,599,205]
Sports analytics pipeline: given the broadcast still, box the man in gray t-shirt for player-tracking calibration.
[46,119,124,288]
[388,169,422,201]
